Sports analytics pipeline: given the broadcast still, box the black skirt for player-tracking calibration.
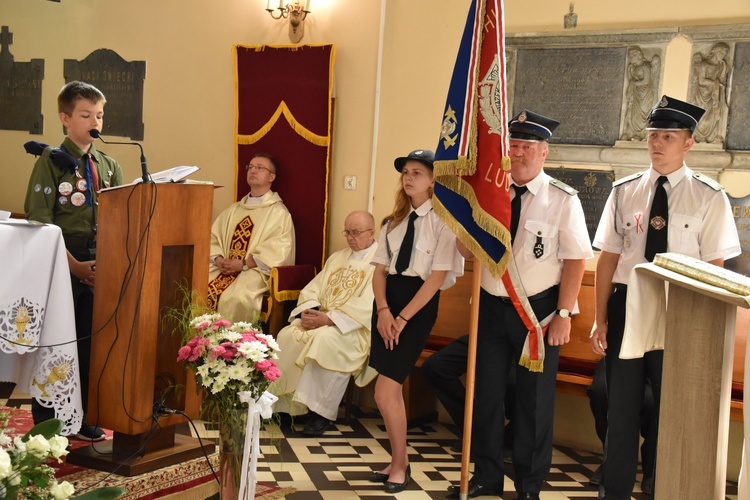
[369,274,440,384]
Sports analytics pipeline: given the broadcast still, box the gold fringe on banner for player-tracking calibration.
[432,172,512,280]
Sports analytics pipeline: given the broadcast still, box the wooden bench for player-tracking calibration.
[407,260,746,423]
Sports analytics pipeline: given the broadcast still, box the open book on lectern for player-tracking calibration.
[133,165,200,184]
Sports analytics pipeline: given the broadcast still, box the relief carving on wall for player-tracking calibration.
[688,42,732,145]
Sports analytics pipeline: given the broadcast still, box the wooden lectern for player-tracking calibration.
[633,264,749,500]
[67,183,214,476]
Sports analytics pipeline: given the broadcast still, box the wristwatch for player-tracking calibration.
[242,262,249,272]
[556,308,571,318]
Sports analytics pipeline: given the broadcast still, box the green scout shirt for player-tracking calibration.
[24,137,124,238]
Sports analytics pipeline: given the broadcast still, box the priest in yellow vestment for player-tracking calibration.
[272,211,378,435]
[208,154,295,322]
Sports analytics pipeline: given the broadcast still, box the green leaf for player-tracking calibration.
[23,418,64,441]
[72,487,128,499]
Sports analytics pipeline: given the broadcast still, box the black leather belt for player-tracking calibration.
[496,285,558,303]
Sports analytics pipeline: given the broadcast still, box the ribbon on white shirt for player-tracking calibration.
[237,390,278,500]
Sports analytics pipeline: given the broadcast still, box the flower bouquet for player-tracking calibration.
[176,313,281,499]
[0,414,125,500]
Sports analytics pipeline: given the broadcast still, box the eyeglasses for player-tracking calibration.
[341,228,373,237]
[245,164,275,173]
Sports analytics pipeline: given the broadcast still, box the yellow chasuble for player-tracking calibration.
[208,191,295,322]
[272,243,379,400]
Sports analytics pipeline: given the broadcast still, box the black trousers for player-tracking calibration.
[32,241,95,424]
[421,334,516,448]
[472,288,559,495]
[587,357,657,482]
[601,286,662,500]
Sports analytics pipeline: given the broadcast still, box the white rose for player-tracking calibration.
[13,436,26,452]
[0,431,11,447]
[50,480,76,500]
[49,435,70,460]
[0,448,11,480]
[25,434,51,459]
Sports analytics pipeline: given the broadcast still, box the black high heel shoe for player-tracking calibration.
[383,465,411,493]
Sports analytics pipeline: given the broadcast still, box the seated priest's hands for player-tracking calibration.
[301,309,333,330]
[216,255,256,275]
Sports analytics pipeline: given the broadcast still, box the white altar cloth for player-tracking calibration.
[0,220,83,435]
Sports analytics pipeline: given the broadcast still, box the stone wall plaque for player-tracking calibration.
[0,26,44,134]
[726,42,750,151]
[727,194,750,277]
[64,49,145,140]
[512,46,627,146]
[546,166,614,242]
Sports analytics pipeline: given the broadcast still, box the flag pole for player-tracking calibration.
[459,257,483,500]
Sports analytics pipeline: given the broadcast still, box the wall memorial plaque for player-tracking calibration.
[64,49,146,140]
[726,42,750,151]
[727,194,750,277]
[546,166,614,242]
[0,26,44,134]
[512,47,627,146]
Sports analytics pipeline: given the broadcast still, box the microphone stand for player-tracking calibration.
[89,129,151,183]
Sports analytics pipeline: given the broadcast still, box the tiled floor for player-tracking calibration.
[2,388,739,499]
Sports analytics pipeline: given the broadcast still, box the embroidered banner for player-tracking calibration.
[234,44,333,270]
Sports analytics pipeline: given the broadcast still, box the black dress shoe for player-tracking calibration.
[447,480,502,498]
[518,493,540,500]
[589,464,603,486]
[302,413,331,436]
[641,475,654,495]
[383,466,411,493]
[371,464,409,484]
[368,471,389,483]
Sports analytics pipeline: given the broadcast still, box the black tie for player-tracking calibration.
[395,211,419,274]
[645,176,669,262]
[510,185,528,244]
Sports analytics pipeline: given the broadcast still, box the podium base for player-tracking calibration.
[66,432,210,477]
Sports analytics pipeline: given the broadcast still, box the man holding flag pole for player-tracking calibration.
[431,1,592,498]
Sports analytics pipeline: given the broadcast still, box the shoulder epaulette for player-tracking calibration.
[548,177,578,196]
[692,172,723,191]
[613,171,644,187]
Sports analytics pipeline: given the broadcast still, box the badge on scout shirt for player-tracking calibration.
[71,192,86,207]
[33,184,42,192]
[58,182,73,196]
[58,196,68,205]
[76,179,88,192]
[43,187,52,195]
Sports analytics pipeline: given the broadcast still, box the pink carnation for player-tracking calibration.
[212,319,232,330]
[263,366,282,381]
[241,332,257,343]
[219,342,238,360]
[255,359,273,372]
[177,345,192,362]
[209,346,226,361]
[195,321,211,332]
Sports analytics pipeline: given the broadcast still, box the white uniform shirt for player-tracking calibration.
[481,171,594,297]
[371,198,464,290]
[593,164,741,285]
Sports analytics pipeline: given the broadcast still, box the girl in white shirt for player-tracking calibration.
[368,149,463,493]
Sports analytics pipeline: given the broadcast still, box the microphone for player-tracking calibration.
[89,129,150,183]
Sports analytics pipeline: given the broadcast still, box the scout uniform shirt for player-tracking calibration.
[24,137,124,237]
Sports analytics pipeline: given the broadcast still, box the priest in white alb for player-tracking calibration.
[208,154,295,323]
[272,211,379,436]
